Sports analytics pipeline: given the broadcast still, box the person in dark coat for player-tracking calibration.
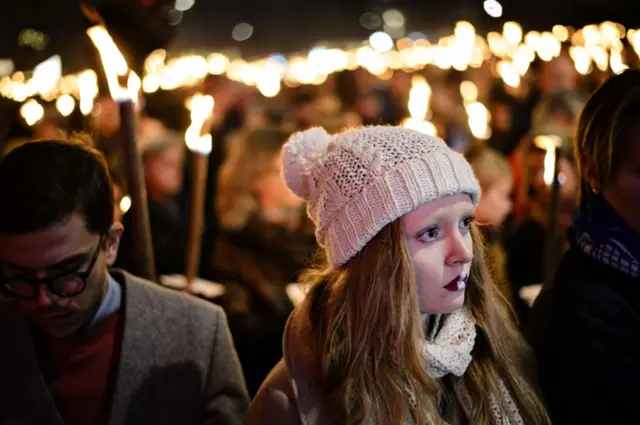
[526,69,640,424]
[212,128,318,397]
[116,129,187,277]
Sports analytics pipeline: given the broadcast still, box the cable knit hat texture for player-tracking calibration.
[282,126,481,268]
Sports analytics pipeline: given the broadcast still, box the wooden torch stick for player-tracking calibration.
[184,94,215,288]
[87,24,157,282]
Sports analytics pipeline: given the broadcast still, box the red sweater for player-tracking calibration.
[33,309,124,425]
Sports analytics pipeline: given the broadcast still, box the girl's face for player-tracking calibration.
[402,194,475,315]
[475,178,513,229]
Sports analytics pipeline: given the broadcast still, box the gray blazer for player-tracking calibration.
[0,269,249,425]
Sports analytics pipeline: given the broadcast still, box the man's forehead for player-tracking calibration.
[0,216,95,269]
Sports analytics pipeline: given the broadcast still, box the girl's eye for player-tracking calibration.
[417,227,440,243]
[460,216,475,232]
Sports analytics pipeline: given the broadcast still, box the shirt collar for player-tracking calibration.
[89,273,122,327]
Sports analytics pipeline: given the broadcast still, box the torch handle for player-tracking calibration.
[184,152,209,286]
[119,101,157,282]
[544,147,561,287]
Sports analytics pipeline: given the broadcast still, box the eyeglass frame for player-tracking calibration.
[0,236,105,300]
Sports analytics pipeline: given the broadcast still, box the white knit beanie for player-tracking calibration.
[282,126,481,268]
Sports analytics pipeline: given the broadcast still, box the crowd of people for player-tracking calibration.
[0,44,639,424]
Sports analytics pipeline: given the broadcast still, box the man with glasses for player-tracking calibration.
[0,136,249,425]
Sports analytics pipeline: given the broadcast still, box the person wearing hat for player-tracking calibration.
[244,127,549,425]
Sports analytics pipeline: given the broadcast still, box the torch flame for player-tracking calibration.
[20,98,44,126]
[77,69,99,115]
[408,75,431,121]
[86,25,131,102]
[185,94,215,155]
[534,135,562,185]
[403,75,436,136]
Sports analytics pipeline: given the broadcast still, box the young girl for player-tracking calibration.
[245,126,549,425]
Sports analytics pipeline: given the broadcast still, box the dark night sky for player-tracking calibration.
[0,0,636,73]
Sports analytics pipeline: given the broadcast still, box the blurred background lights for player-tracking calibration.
[382,9,405,28]
[369,31,394,52]
[359,12,382,30]
[32,55,62,94]
[56,94,75,117]
[484,0,503,18]
[232,23,254,42]
[20,98,44,126]
[120,195,132,215]
[167,9,183,26]
[174,0,195,12]
[0,59,14,77]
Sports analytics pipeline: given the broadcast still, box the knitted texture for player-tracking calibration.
[282,126,481,267]
[417,308,524,425]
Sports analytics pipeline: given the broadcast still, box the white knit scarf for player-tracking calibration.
[414,308,524,425]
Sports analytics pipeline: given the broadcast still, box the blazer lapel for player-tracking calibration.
[0,302,65,425]
[107,272,155,425]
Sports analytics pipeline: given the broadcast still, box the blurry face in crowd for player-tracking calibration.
[475,178,513,230]
[33,121,65,140]
[538,55,578,94]
[528,152,579,230]
[491,103,512,133]
[144,145,185,201]
[403,194,475,314]
[245,105,267,130]
[256,155,303,223]
[295,102,319,129]
[356,94,382,122]
[602,121,640,234]
[92,98,120,137]
[529,151,578,199]
[0,214,122,338]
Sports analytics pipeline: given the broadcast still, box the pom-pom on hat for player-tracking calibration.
[282,126,481,268]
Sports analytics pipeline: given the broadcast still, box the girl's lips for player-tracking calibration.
[444,275,468,292]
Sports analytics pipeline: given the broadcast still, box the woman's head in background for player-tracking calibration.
[531,90,584,133]
[465,145,513,230]
[140,129,185,202]
[576,69,640,233]
[217,128,302,231]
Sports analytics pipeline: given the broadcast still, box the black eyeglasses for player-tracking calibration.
[0,238,104,300]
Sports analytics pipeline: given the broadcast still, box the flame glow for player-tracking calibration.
[534,135,562,185]
[20,98,44,126]
[56,94,75,117]
[185,94,215,155]
[77,70,99,115]
[403,75,437,136]
[86,25,131,101]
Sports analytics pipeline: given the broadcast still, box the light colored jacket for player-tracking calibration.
[0,270,249,425]
[244,307,328,425]
[244,310,476,425]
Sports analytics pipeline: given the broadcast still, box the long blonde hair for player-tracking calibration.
[216,128,290,230]
[298,221,549,425]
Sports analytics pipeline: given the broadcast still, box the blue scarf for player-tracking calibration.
[572,195,640,278]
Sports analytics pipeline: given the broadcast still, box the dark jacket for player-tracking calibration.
[526,233,640,424]
[0,270,249,425]
[211,214,318,397]
[116,198,186,277]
